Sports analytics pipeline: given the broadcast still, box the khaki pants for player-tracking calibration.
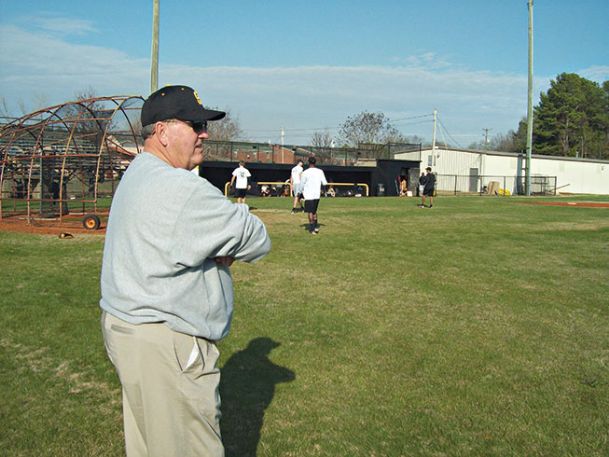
[101,312,224,457]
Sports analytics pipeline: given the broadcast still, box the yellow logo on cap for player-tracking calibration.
[193,89,203,106]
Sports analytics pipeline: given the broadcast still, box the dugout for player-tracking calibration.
[372,159,420,196]
[199,159,420,197]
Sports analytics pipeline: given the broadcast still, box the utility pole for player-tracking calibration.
[482,128,492,149]
[280,128,285,163]
[150,0,160,93]
[431,109,437,153]
[525,0,534,196]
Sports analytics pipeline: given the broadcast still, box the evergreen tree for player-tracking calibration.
[533,73,609,159]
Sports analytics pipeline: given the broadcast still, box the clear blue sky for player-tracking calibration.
[1,0,607,145]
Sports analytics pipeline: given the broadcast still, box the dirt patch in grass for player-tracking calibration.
[0,337,119,402]
[0,216,106,236]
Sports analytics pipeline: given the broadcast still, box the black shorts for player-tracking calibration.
[235,188,247,198]
[304,199,320,213]
[423,187,435,197]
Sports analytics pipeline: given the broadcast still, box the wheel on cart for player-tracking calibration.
[82,214,101,230]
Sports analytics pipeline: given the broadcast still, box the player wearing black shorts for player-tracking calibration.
[420,166,435,208]
[230,161,251,204]
[300,157,328,234]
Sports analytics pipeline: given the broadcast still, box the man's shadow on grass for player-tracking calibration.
[221,337,295,457]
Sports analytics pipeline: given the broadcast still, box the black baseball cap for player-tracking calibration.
[141,85,226,127]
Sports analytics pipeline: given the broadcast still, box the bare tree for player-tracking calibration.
[310,130,334,148]
[337,111,406,146]
[383,126,411,145]
[74,87,97,103]
[404,134,425,145]
[0,97,10,119]
[17,99,28,117]
[207,108,243,141]
[68,88,111,132]
[1,96,38,117]
[467,121,527,153]
[32,93,50,112]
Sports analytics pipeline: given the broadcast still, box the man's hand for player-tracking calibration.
[214,256,235,267]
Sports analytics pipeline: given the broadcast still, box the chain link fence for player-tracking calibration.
[202,140,421,166]
[435,174,557,196]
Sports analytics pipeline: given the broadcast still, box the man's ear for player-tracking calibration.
[156,122,170,147]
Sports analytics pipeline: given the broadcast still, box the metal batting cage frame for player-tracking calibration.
[0,96,144,229]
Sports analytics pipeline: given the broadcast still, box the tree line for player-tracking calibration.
[311,73,609,158]
[470,73,609,160]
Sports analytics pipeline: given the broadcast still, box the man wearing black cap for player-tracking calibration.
[100,85,271,457]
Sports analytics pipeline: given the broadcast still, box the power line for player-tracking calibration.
[437,118,464,149]
[391,119,433,127]
[389,113,434,123]
[244,111,478,151]
[250,126,339,134]
[242,111,477,147]
[244,112,433,135]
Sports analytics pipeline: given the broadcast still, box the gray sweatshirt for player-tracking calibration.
[100,152,271,340]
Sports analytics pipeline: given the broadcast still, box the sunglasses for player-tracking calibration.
[165,119,208,134]
[188,120,208,134]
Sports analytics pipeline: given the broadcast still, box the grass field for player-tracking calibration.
[1,195,608,457]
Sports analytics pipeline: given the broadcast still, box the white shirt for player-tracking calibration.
[232,166,251,189]
[290,164,303,184]
[301,167,328,200]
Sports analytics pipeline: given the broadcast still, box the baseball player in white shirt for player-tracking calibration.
[230,161,251,204]
[300,156,328,234]
[290,159,304,213]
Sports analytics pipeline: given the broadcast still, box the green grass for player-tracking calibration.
[1,195,608,456]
